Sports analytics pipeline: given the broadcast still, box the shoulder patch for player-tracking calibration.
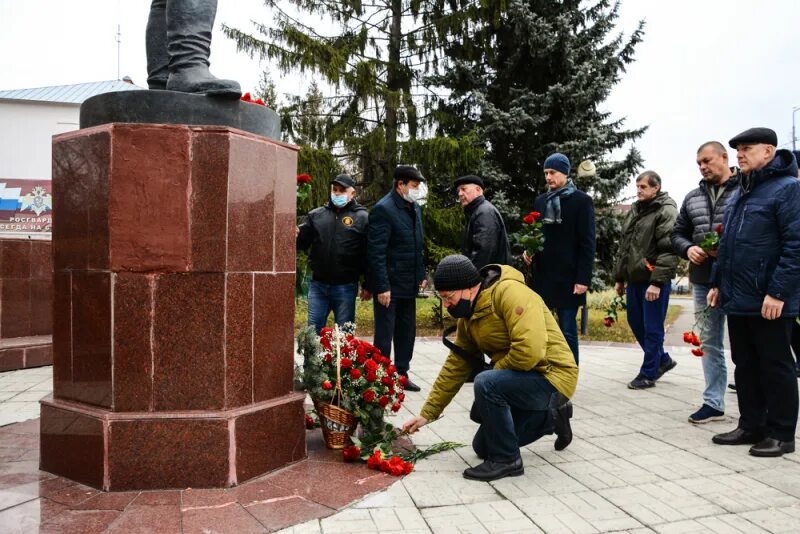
[342,216,354,227]
[515,306,524,315]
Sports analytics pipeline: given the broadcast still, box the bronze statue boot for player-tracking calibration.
[146,0,241,97]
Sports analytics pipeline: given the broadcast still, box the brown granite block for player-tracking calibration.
[29,241,52,280]
[52,272,72,400]
[107,419,229,490]
[274,145,298,272]
[235,393,306,483]
[103,505,182,534]
[153,273,224,411]
[1,240,30,278]
[39,510,121,534]
[225,273,253,408]
[189,131,229,272]
[29,278,53,336]
[182,503,266,534]
[179,488,235,508]
[39,405,104,490]
[24,345,52,368]
[0,348,24,372]
[109,125,191,272]
[226,134,275,272]
[253,273,295,402]
[246,498,334,532]
[1,279,30,338]
[113,272,154,411]
[74,491,140,511]
[71,271,112,408]
[131,491,181,506]
[52,127,111,271]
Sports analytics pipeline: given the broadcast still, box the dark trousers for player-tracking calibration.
[471,369,557,463]
[373,296,416,375]
[556,307,579,364]
[728,315,799,441]
[791,320,800,365]
[626,282,673,380]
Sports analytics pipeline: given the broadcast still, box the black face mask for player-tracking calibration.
[447,298,473,319]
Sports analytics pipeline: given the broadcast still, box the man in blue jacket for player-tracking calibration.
[708,127,800,457]
[368,166,427,391]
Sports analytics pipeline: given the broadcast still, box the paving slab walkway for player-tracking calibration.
[2,339,800,533]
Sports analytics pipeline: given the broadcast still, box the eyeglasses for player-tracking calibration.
[435,290,461,304]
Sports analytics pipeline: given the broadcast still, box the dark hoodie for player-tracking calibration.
[713,149,800,316]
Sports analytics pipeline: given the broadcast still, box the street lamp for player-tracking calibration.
[793,106,800,151]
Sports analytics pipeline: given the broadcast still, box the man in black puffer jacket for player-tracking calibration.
[297,174,369,333]
[708,128,800,458]
[455,175,511,270]
[671,141,740,424]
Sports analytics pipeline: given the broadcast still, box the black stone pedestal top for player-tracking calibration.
[80,90,280,140]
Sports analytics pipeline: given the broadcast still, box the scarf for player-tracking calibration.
[542,179,577,224]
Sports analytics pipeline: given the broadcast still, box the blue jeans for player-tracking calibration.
[626,282,673,380]
[307,280,358,334]
[693,283,727,412]
[556,308,579,364]
[471,369,557,463]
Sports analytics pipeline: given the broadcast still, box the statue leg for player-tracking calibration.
[164,0,242,97]
[146,0,169,89]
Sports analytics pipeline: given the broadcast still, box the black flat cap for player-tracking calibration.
[331,174,356,188]
[394,165,425,182]
[453,175,484,189]
[729,127,777,148]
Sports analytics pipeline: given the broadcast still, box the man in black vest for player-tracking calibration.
[455,175,511,270]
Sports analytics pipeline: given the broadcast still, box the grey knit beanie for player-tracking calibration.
[434,255,481,291]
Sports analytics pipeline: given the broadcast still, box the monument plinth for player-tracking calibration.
[40,119,304,490]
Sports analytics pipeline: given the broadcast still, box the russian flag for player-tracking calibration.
[0,183,22,217]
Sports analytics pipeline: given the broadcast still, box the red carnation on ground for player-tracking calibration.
[304,414,315,429]
[366,450,382,469]
[350,368,361,380]
[342,445,361,462]
[363,389,376,403]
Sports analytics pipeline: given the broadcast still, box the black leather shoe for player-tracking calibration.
[463,458,524,482]
[749,438,796,457]
[656,359,677,380]
[628,375,655,389]
[402,376,421,392]
[550,393,573,451]
[712,427,764,445]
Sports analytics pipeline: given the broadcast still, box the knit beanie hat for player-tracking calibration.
[577,160,596,178]
[433,255,481,291]
[543,153,571,176]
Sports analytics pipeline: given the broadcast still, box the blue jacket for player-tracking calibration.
[367,190,425,297]
[713,149,800,317]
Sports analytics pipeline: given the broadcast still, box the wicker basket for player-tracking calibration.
[314,399,358,449]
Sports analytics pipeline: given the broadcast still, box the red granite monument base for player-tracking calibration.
[41,123,302,490]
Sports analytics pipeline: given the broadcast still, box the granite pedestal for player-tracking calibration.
[40,123,304,490]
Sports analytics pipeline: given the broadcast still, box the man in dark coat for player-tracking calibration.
[455,175,511,269]
[297,174,369,333]
[524,153,596,364]
[367,166,427,391]
[671,141,740,423]
[708,127,800,457]
[614,170,679,389]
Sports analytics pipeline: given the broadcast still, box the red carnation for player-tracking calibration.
[321,338,331,351]
[356,343,367,358]
[523,213,535,225]
[372,353,382,363]
[378,395,390,408]
[341,357,353,369]
[391,402,402,412]
[350,368,362,380]
[691,348,705,357]
[323,353,332,363]
[603,317,613,328]
[365,359,379,372]
[320,327,332,337]
[363,389,376,403]
[366,450,382,469]
[304,414,315,429]
[402,461,414,475]
[342,445,361,462]
[381,376,394,387]
[716,223,723,234]
[366,370,377,382]
[297,173,312,184]
[398,393,405,402]
[387,365,397,376]
[398,375,408,387]
[322,380,333,390]
[683,331,692,343]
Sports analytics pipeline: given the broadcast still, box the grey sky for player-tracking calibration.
[1,0,799,205]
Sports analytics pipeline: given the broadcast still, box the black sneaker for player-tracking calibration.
[688,404,725,424]
[628,375,655,389]
[656,359,677,380]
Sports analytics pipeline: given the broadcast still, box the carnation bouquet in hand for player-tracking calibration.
[514,211,545,257]
[700,224,723,253]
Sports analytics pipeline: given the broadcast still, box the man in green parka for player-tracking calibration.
[402,255,578,482]
[614,170,679,390]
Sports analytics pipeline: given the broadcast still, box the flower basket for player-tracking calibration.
[313,399,357,449]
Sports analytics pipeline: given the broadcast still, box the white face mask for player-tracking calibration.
[403,182,427,204]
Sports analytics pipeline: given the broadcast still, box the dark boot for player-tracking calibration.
[146,0,169,89]
[550,392,573,451]
[160,0,241,97]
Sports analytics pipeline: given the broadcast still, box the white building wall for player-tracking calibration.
[0,100,79,180]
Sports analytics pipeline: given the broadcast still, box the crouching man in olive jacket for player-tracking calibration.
[402,255,578,482]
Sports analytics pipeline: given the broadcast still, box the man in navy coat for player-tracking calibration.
[525,153,596,364]
[708,127,800,457]
[367,166,427,391]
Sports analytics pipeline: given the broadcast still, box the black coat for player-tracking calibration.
[367,190,426,297]
[461,196,511,269]
[297,200,369,285]
[531,190,596,309]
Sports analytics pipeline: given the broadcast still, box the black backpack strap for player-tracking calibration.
[442,325,487,372]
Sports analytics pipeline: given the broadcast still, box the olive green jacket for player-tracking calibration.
[614,191,679,286]
[419,265,578,421]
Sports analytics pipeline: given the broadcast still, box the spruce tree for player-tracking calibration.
[433,0,646,283]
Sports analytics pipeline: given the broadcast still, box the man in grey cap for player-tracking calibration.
[708,127,800,457]
[455,175,511,270]
[297,174,369,333]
